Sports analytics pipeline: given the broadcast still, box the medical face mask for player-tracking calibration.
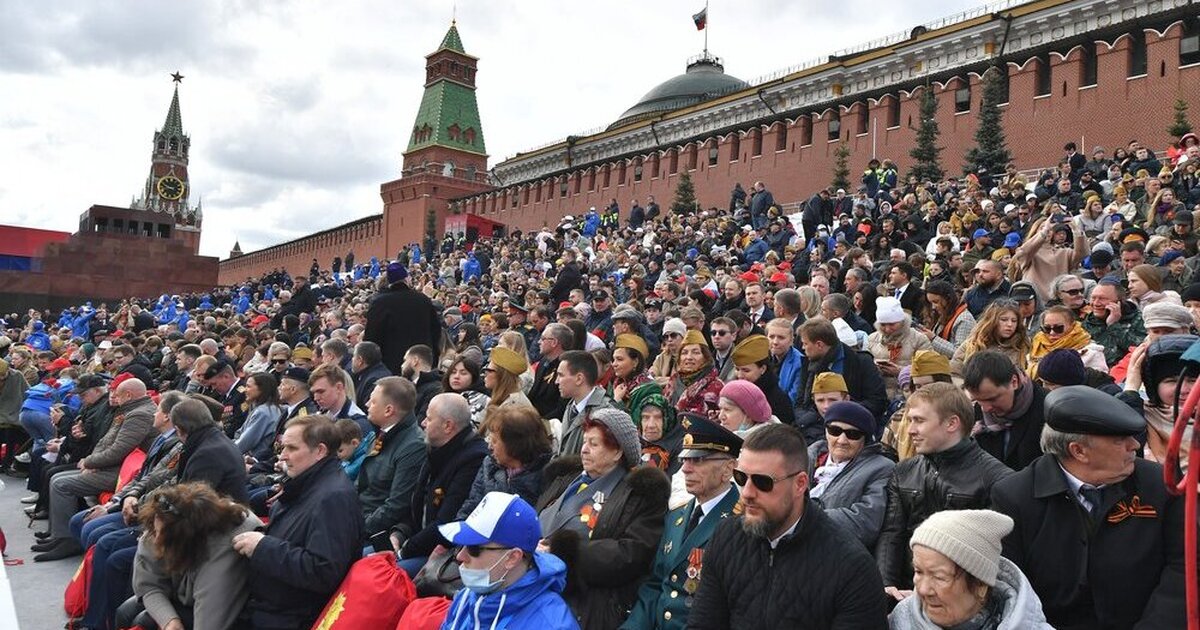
[459,549,512,594]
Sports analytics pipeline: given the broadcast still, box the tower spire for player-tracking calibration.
[162,82,184,138]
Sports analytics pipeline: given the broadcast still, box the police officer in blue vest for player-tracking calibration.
[621,414,742,630]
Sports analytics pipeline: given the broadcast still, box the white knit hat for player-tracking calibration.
[875,296,906,325]
[662,317,687,338]
[910,510,1014,586]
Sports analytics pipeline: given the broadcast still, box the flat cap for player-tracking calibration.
[1044,385,1143,436]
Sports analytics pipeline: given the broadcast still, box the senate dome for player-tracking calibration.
[609,55,749,130]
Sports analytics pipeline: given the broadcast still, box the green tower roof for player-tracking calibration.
[438,23,465,54]
[405,24,486,156]
[162,84,184,138]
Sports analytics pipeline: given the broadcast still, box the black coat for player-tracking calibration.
[398,428,487,560]
[551,261,584,305]
[794,342,889,444]
[539,457,670,630]
[687,500,887,629]
[874,438,1013,588]
[177,424,249,504]
[247,456,363,630]
[973,381,1047,471]
[412,370,443,424]
[352,361,392,411]
[529,356,567,421]
[364,283,442,376]
[991,455,1189,630]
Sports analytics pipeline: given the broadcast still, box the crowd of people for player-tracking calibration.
[0,131,1199,629]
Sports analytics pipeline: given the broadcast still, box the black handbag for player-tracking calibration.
[412,545,463,598]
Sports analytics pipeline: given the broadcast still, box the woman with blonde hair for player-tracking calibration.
[797,285,822,319]
[1026,305,1107,376]
[482,344,532,410]
[951,300,1031,377]
[497,330,535,393]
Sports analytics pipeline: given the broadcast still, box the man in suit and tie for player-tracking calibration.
[744,283,774,330]
[622,414,742,630]
[888,262,924,324]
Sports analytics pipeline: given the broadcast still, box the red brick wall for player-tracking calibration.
[217,23,1198,284]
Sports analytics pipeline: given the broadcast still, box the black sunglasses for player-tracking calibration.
[464,544,511,557]
[1060,288,1083,296]
[732,468,802,493]
[709,329,730,337]
[272,359,288,364]
[1041,324,1066,335]
[826,425,866,441]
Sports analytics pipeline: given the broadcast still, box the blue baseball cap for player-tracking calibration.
[438,492,541,553]
[972,228,990,240]
[1003,232,1021,249]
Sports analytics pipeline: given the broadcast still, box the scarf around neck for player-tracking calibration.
[974,371,1035,434]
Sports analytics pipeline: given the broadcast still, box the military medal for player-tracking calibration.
[684,548,704,594]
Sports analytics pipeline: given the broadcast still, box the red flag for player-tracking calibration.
[693,8,707,30]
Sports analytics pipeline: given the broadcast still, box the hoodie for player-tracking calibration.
[441,552,579,630]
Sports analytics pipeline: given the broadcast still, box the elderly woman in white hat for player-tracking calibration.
[889,509,1052,629]
[866,296,932,397]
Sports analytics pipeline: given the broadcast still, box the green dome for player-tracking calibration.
[611,56,748,130]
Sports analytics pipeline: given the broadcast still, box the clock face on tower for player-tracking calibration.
[157,176,185,200]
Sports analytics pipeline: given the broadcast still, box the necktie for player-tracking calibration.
[685,505,704,536]
[1079,486,1103,517]
[894,288,902,299]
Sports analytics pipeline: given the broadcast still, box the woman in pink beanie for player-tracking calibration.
[717,380,777,434]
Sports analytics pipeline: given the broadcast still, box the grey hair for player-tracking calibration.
[543,323,574,348]
[1049,274,1086,300]
[822,293,853,317]
[1039,424,1091,459]
[431,392,472,431]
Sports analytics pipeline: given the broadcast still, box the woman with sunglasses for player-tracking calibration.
[651,318,686,386]
[442,356,490,430]
[950,301,1030,377]
[482,347,533,417]
[118,482,263,630]
[536,408,669,630]
[807,400,896,548]
[1027,306,1107,377]
[667,330,725,419]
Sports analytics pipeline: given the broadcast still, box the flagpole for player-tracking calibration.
[704,0,709,57]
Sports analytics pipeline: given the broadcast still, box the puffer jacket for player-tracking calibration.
[687,501,887,629]
[455,452,550,520]
[875,439,1013,589]
[888,557,1053,629]
[806,441,897,548]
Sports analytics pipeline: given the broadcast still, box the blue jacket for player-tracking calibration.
[583,211,600,237]
[441,552,579,630]
[25,325,51,351]
[776,346,803,403]
[743,238,769,264]
[463,254,482,283]
[71,310,96,340]
[340,429,374,481]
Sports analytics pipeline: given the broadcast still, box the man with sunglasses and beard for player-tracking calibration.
[876,382,1013,603]
[687,423,886,629]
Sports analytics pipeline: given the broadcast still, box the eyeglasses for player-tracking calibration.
[1060,288,1083,296]
[464,544,511,557]
[709,329,730,337]
[1041,324,1066,335]
[732,468,803,493]
[272,359,288,364]
[665,333,682,339]
[825,425,866,441]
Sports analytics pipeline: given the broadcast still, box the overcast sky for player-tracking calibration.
[0,0,978,258]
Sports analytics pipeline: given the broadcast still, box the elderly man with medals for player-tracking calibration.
[621,413,742,630]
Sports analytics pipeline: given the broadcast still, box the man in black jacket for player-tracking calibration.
[991,386,1189,630]
[793,318,888,444]
[549,249,584,305]
[364,262,441,376]
[394,393,487,576]
[962,350,1047,471]
[529,323,572,421]
[172,397,249,504]
[401,344,443,424]
[350,341,391,411]
[688,423,886,628]
[234,414,363,630]
[875,382,1013,598]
